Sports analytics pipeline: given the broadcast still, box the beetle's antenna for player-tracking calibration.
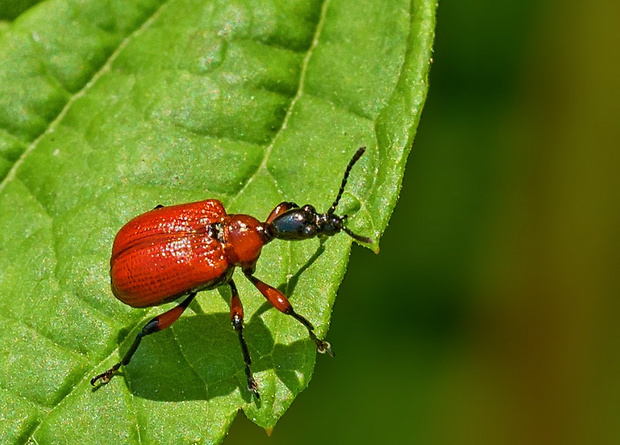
[340,214,373,244]
[343,226,373,244]
[328,147,366,215]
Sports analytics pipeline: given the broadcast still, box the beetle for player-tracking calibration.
[91,147,371,399]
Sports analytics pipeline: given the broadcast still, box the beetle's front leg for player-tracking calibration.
[229,280,260,399]
[243,270,334,356]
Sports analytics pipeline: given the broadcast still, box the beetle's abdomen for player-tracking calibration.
[110,200,229,308]
[111,234,229,307]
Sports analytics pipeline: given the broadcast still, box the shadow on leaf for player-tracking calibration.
[118,243,327,402]
[279,240,326,296]
[123,310,317,402]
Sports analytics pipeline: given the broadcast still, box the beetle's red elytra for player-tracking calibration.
[92,147,371,399]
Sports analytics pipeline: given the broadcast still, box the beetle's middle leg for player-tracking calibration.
[229,279,260,399]
[243,270,334,357]
[91,292,197,386]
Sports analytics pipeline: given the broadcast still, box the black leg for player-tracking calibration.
[229,280,259,399]
[288,309,335,357]
[91,292,197,385]
[244,270,334,356]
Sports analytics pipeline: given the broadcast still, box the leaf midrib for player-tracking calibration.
[226,0,331,210]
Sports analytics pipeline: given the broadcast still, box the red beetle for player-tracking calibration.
[92,147,371,398]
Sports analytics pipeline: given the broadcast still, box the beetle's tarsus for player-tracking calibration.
[316,339,335,357]
[91,371,113,386]
[306,327,335,357]
[91,362,121,386]
[248,378,260,400]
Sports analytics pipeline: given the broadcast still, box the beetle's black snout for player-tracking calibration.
[269,205,318,240]
[268,205,345,241]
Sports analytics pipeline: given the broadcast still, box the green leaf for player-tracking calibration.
[0,0,435,442]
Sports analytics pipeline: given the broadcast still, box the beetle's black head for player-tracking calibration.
[267,148,372,244]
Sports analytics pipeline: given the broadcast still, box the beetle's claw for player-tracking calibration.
[316,339,335,357]
[91,363,121,386]
[248,378,260,400]
[91,371,113,386]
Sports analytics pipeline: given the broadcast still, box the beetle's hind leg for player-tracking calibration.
[229,280,260,399]
[91,292,197,386]
[243,271,334,357]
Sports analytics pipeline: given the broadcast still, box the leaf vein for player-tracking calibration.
[0,384,50,411]
[126,382,143,445]
[0,0,171,197]
[304,90,375,123]
[170,325,211,396]
[0,312,88,361]
[226,0,332,208]
[171,119,270,148]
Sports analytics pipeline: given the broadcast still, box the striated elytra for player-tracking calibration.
[92,147,371,399]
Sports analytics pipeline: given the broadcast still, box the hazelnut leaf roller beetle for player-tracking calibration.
[91,147,371,399]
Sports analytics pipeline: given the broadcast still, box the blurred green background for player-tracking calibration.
[228,0,620,443]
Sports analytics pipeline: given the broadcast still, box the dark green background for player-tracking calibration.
[229,0,620,443]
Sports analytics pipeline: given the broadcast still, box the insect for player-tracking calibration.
[91,147,371,399]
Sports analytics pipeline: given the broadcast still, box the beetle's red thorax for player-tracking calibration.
[222,214,267,270]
